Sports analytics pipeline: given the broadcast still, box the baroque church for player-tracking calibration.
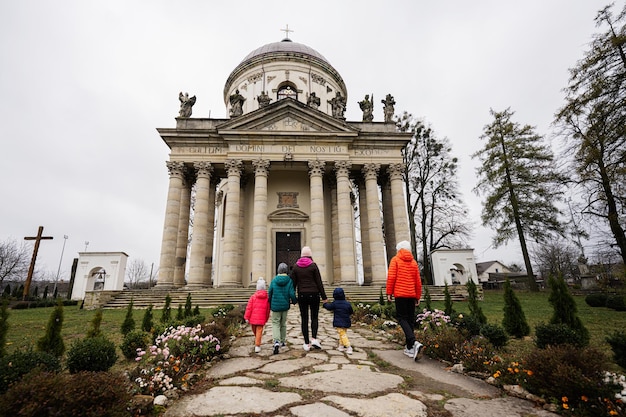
[155,36,412,289]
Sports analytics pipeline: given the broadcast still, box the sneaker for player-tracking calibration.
[303,343,311,352]
[337,345,346,352]
[346,346,353,355]
[310,338,322,349]
[281,342,286,347]
[273,341,280,355]
[414,342,424,361]
[403,347,415,357]
[254,346,261,353]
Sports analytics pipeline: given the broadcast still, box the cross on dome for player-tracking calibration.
[280,24,293,40]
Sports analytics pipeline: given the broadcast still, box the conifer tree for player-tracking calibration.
[0,300,9,357]
[184,293,193,318]
[2,284,10,298]
[160,294,172,323]
[176,304,184,321]
[43,285,48,300]
[423,285,432,311]
[142,304,154,332]
[193,305,200,316]
[502,278,530,338]
[466,278,487,325]
[548,274,589,345]
[86,308,103,338]
[443,282,454,316]
[36,300,65,357]
[120,299,135,335]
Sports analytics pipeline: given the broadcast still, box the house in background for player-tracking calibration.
[475,261,511,284]
[430,249,479,286]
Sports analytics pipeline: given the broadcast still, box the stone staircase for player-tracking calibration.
[99,284,477,309]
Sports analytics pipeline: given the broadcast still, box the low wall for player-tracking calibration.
[83,290,123,309]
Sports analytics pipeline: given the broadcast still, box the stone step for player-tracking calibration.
[98,284,477,309]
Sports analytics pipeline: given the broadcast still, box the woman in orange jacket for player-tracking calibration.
[386,240,424,361]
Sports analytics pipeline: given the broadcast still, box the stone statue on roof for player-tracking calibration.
[359,94,374,122]
[382,94,396,123]
[328,91,346,119]
[229,89,246,117]
[178,92,196,118]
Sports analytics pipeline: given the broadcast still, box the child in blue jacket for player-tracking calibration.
[323,287,354,354]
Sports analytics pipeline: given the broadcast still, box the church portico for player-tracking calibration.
[156,38,412,290]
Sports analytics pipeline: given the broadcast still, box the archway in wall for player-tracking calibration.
[449,263,466,284]
[88,267,106,291]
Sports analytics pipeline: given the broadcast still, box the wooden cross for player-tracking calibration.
[23,226,53,300]
[281,24,293,39]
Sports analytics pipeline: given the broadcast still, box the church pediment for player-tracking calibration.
[217,98,358,136]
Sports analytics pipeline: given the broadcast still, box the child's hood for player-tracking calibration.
[333,287,346,300]
[255,289,268,299]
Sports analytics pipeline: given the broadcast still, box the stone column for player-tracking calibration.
[357,177,372,285]
[328,178,340,284]
[308,160,327,283]
[252,159,270,282]
[203,177,217,286]
[387,163,410,243]
[334,161,357,285]
[362,163,387,285]
[221,159,243,287]
[381,175,396,265]
[157,161,185,288]
[187,162,213,288]
[174,172,191,287]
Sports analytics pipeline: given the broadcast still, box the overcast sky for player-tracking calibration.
[0,0,610,280]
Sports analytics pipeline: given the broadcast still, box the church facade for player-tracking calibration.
[156,38,412,288]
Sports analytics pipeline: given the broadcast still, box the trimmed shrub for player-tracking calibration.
[120,330,151,360]
[466,279,487,325]
[480,323,509,348]
[502,278,530,338]
[86,308,103,338]
[605,294,626,311]
[0,300,8,357]
[66,336,118,373]
[547,274,590,346]
[606,330,626,370]
[36,300,65,357]
[443,282,454,316]
[0,349,61,393]
[120,299,135,335]
[193,305,201,316]
[184,293,193,318]
[2,285,10,298]
[418,325,464,363]
[423,285,432,311]
[176,304,184,321]
[0,370,132,417]
[456,314,482,338]
[535,322,587,349]
[142,304,154,332]
[160,293,172,323]
[585,292,608,307]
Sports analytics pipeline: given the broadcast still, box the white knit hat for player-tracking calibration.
[396,240,412,252]
[256,277,266,290]
[300,246,313,257]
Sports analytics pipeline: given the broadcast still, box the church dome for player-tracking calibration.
[224,39,347,118]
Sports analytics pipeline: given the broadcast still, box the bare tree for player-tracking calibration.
[126,258,150,289]
[0,238,30,286]
[532,238,580,282]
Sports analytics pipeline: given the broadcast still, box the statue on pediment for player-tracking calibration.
[257,91,272,108]
[359,94,374,122]
[382,94,396,123]
[328,91,346,119]
[229,89,246,117]
[178,92,196,118]
[307,92,321,109]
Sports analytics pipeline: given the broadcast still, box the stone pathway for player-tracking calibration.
[163,308,558,417]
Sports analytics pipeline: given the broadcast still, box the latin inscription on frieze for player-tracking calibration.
[353,147,390,156]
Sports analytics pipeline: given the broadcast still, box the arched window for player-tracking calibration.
[277,84,297,101]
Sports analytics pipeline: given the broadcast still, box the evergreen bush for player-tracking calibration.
[141,304,154,332]
[36,300,65,357]
[547,274,590,346]
[443,282,454,316]
[0,300,8,357]
[0,370,132,417]
[176,304,184,321]
[423,285,432,311]
[184,293,193,318]
[466,279,487,325]
[606,330,626,370]
[502,278,530,338]
[193,305,201,316]
[160,293,172,323]
[480,323,509,348]
[605,294,626,311]
[43,285,48,299]
[120,330,151,360]
[120,299,135,335]
[535,322,587,348]
[66,336,118,373]
[2,284,10,298]
[0,348,61,393]
[585,292,608,307]
[86,308,103,338]
[456,314,482,337]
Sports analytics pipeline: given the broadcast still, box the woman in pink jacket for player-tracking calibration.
[244,278,271,353]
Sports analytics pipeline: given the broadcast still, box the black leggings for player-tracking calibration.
[395,297,417,349]
[298,293,320,344]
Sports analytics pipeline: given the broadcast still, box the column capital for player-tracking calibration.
[193,161,213,178]
[225,159,243,176]
[387,163,405,180]
[166,161,185,178]
[252,159,270,176]
[308,160,326,177]
[362,163,381,180]
[334,160,352,177]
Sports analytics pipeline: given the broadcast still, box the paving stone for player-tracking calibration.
[323,393,428,417]
[290,402,351,417]
[280,368,403,395]
[444,397,560,417]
